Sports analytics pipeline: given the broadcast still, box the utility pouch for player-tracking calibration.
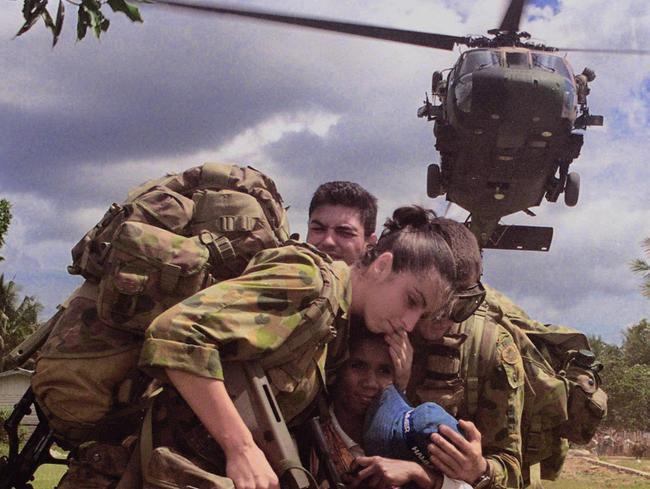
[143,447,234,489]
[409,334,466,416]
[190,189,277,279]
[97,221,214,333]
[560,365,607,444]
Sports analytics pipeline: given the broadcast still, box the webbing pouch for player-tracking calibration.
[559,365,607,444]
[97,222,213,333]
[189,189,280,277]
[69,187,195,281]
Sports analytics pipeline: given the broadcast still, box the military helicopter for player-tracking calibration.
[152,0,649,250]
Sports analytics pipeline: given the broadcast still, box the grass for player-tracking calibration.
[544,478,650,489]
[0,441,66,489]
[32,464,66,489]
[601,456,650,473]
[542,455,650,489]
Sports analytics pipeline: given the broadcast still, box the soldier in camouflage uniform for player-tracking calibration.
[139,205,458,489]
[407,219,525,489]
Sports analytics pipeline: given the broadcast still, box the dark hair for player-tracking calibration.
[432,217,482,289]
[308,181,378,237]
[348,320,387,352]
[362,205,456,292]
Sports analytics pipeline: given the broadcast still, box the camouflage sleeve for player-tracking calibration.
[475,325,525,489]
[139,246,324,381]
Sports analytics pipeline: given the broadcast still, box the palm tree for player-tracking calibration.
[0,199,11,263]
[0,274,42,353]
[630,237,650,299]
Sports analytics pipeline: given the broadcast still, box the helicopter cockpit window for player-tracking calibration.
[505,52,530,68]
[454,50,500,113]
[531,53,572,79]
[458,50,500,78]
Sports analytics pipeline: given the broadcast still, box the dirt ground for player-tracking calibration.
[544,453,650,489]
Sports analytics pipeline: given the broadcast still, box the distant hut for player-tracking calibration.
[0,368,37,426]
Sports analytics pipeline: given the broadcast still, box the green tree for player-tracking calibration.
[0,199,11,263]
[0,274,42,353]
[621,319,650,366]
[16,0,142,46]
[592,320,650,431]
[630,237,650,299]
[588,334,623,366]
[601,362,650,430]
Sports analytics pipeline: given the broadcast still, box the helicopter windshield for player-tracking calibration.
[532,53,572,79]
[458,50,500,77]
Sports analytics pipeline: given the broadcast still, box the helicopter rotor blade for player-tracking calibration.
[150,0,468,51]
[553,47,650,55]
[499,0,526,33]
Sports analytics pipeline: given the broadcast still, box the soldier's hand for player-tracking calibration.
[225,443,279,489]
[385,330,413,391]
[427,420,487,484]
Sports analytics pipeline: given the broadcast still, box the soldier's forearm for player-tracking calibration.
[165,368,256,452]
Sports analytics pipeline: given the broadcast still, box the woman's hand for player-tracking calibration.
[385,330,413,391]
[349,455,438,489]
[427,420,487,484]
[166,369,279,489]
[225,442,279,489]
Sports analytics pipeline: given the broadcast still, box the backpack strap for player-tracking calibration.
[461,303,498,418]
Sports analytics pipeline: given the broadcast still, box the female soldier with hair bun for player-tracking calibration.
[137,204,457,489]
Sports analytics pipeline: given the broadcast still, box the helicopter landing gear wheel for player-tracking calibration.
[564,172,580,207]
[427,164,443,198]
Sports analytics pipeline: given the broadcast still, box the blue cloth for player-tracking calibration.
[363,384,464,466]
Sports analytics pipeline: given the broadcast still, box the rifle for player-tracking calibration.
[223,362,318,489]
[0,310,66,489]
[306,417,346,489]
[0,388,67,489]
[0,310,60,374]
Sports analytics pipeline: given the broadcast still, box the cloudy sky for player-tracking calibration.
[1,0,648,343]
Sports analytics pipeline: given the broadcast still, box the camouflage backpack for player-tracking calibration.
[31,163,291,444]
[460,286,607,486]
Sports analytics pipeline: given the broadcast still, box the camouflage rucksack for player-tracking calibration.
[31,163,291,444]
[461,286,607,486]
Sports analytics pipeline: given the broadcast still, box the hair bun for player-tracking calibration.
[383,206,438,235]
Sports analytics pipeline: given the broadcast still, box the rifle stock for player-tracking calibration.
[223,362,315,489]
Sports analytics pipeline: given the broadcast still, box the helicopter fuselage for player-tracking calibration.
[426,47,595,246]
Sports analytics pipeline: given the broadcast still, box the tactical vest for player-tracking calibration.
[409,288,607,487]
[31,163,292,445]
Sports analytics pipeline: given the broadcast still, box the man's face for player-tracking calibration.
[307,204,376,265]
